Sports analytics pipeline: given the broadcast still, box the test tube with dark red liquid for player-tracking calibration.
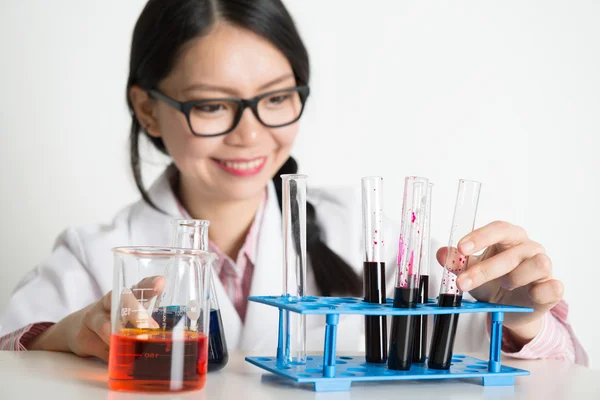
[428,179,481,370]
[388,177,428,370]
[361,177,387,364]
[413,182,433,363]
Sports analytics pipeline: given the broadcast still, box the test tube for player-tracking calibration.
[281,174,308,365]
[413,182,433,363]
[170,219,229,371]
[428,179,481,370]
[171,219,210,251]
[388,177,428,370]
[361,177,387,364]
[154,219,211,330]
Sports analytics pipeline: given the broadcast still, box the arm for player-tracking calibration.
[493,300,588,366]
[0,228,102,348]
[0,323,54,350]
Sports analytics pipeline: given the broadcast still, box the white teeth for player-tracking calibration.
[221,158,264,170]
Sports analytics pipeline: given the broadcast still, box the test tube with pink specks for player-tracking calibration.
[428,179,481,370]
[413,182,433,363]
[388,176,429,370]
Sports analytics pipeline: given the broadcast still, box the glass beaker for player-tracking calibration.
[108,246,215,392]
[170,219,229,371]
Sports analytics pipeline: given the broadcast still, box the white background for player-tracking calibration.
[1,1,598,365]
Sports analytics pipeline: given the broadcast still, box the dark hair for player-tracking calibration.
[126,0,361,297]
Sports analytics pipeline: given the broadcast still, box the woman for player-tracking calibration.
[0,0,587,365]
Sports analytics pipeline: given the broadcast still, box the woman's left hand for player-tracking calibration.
[436,221,564,346]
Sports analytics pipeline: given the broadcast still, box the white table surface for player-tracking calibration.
[0,351,597,400]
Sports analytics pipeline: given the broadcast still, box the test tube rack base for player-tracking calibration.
[245,295,533,392]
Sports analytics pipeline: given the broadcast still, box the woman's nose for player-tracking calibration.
[224,108,266,146]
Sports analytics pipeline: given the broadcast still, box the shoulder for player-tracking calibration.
[52,168,179,289]
[69,166,180,251]
[54,200,146,275]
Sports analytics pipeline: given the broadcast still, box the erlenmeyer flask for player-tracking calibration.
[170,219,229,372]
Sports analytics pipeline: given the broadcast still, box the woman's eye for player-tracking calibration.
[267,94,290,104]
[196,103,226,113]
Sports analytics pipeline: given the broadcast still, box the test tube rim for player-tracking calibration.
[406,176,428,182]
[361,176,384,182]
[281,174,308,180]
[171,219,210,228]
[457,179,482,186]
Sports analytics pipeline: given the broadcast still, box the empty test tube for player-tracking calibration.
[281,174,308,365]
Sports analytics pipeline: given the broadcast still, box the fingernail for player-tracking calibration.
[461,240,475,254]
[459,277,473,291]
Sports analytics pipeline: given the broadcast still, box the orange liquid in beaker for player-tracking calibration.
[108,328,208,392]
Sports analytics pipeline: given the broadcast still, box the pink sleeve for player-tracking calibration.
[0,323,54,351]
[495,300,588,366]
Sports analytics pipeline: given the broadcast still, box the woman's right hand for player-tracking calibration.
[29,290,113,360]
[29,277,165,361]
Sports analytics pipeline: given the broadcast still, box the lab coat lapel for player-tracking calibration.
[237,182,283,353]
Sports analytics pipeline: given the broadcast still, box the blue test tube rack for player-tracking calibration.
[245,296,533,392]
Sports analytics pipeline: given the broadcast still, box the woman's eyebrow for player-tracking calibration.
[256,73,295,91]
[182,83,238,96]
[182,73,296,97]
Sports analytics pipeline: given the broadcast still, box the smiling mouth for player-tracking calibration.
[212,156,267,177]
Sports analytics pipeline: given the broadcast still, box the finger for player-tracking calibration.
[457,221,531,256]
[94,344,110,362]
[132,276,166,300]
[499,253,553,291]
[119,292,160,329]
[76,330,110,362]
[102,290,112,312]
[101,289,159,328]
[85,306,112,345]
[113,276,166,329]
[529,279,564,310]
[436,246,484,274]
[457,241,545,292]
[98,286,155,328]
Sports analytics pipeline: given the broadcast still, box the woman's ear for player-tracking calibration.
[129,85,161,138]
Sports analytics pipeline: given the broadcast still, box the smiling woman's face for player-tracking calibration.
[143,22,301,202]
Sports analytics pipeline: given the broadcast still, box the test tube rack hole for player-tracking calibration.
[245,295,533,392]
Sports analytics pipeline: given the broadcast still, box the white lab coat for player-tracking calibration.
[0,168,489,355]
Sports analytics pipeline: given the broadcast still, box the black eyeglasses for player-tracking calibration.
[148,85,310,137]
